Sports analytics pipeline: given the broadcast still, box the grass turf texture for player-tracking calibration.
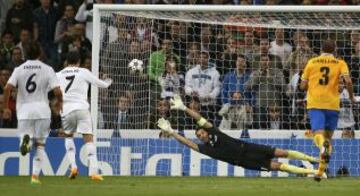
[0,176,359,196]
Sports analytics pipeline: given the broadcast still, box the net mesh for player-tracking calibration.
[95,9,360,176]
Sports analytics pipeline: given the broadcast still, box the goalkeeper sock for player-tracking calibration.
[85,142,99,176]
[32,146,46,176]
[313,134,325,149]
[65,138,77,169]
[279,163,315,174]
[286,150,317,162]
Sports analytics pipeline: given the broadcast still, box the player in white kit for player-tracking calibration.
[3,42,63,185]
[56,51,112,181]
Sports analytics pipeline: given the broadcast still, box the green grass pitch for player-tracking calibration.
[0,176,359,196]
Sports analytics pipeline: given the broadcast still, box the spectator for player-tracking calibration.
[238,30,259,61]
[186,42,200,69]
[222,54,251,105]
[75,0,94,42]
[5,0,33,42]
[246,55,285,129]
[33,0,61,66]
[6,47,24,71]
[350,41,360,95]
[267,103,283,129]
[219,92,253,130]
[336,166,350,177]
[0,68,11,94]
[16,28,32,60]
[221,37,238,74]
[252,37,282,70]
[285,35,317,81]
[0,1,14,33]
[158,59,185,99]
[68,36,91,65]
[185,51,220,123]
[132,18,151,42]
[286,64,308,130]
[341,130,355,139]
[0,94,17,128]
[170,21,188,67]
[148,38,180,82]
[111,93,136,137]
[269,28,293,68]
[75,0,114,43]
[338,88,355,134]
[199,25,218,59]
[54,4,77,46]
[0,31,15,66]
[301,0,313,4]
[61,23,92,65]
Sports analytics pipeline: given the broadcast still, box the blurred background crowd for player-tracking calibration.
[0,0,360,139]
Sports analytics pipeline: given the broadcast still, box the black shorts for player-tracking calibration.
[237,142,276,171]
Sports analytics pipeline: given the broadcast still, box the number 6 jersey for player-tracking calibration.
[56,66,112,116]
[7,60,59,120]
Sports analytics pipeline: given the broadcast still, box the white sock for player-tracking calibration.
[85,142,98,176]
[32,146,45,176]
[65,138,77,169]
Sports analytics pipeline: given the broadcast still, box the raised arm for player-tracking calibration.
[157,118,199,152]
[170,95,213,129]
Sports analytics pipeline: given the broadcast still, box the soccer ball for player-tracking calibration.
[128,59,144,73]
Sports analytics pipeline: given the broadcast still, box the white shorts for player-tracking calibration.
[62,110,93,135]
[18,119,51,144]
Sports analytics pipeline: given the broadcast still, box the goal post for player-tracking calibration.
[92,5,360,176]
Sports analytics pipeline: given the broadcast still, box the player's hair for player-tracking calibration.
[25,41,41,60]
[322,40,336,53]
[66,51,81,65]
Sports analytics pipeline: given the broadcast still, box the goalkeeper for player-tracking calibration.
[158,95,324,176]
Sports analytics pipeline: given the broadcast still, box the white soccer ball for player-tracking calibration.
[128,59,144,73]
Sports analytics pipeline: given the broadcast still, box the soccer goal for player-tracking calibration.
[92,5,360,177]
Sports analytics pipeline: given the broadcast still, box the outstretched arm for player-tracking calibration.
[170,95,213,129]
[157,118,199,151]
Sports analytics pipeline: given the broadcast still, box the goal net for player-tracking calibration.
[92,5,360,177]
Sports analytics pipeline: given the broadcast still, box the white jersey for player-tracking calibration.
[56,67,112,116]
[7,60,59,120]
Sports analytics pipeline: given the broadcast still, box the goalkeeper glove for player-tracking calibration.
[170,95,187,111]
[157,118,176,134]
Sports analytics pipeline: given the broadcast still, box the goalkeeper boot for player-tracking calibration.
[31,175,41,185]
[69,168,78,179]
[91,174,104,181]
[20,134,31,156]
[320,140,331,164]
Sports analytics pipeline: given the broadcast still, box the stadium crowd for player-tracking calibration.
[0,0,359,138]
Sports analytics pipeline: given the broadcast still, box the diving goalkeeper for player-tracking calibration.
[157,95,324,176]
